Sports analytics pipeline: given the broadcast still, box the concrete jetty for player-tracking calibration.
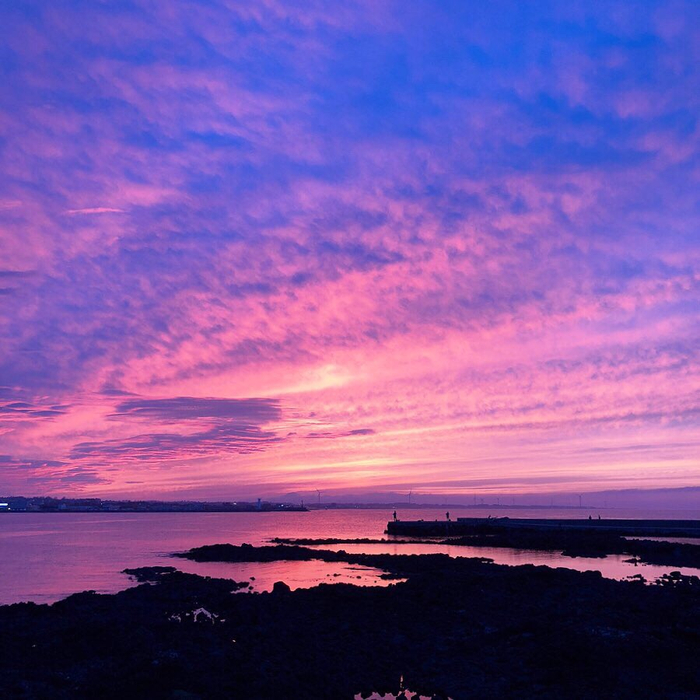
[386,517,700,538]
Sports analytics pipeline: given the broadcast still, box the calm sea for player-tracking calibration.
[1,507,698,605]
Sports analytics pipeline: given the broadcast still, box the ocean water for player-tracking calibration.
[0,507,698,605]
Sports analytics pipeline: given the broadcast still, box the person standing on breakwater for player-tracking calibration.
[393,510,397,522]
[446,511,450,521]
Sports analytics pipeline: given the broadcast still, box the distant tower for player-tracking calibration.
[316,489,321,506]
[257,498,262,511]
[408,490,412,505]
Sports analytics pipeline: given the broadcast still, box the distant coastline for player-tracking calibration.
[0,496,614,514]
[3,494,697,514]
[0,496,307,513]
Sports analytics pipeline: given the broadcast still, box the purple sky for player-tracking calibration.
[0,1,698,501]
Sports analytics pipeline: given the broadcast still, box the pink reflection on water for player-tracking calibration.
[172,558,400,592]
[355,692,453,700]
[0,510,697,605]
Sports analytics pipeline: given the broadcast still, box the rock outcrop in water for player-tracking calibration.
[274,529,700,569]
[1,546,699,698]
[174,542,349,563]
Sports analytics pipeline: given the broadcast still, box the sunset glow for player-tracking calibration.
[1,1,698,500]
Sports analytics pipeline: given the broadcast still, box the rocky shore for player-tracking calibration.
[1,544,699,698]
[272,530,700,569]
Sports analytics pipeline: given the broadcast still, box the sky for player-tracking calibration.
[0,1,698,502]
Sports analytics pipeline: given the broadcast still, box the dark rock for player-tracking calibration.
[1,546,699,698]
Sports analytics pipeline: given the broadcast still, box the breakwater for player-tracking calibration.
[386,517,700,538]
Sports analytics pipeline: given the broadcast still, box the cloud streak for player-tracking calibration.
[110,397,281,422]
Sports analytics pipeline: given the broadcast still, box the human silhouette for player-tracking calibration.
[446,511,450,521]
[393,510,397,522]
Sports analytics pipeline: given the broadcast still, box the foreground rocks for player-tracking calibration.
[1,547,699,698]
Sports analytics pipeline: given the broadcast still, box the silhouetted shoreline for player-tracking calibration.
[2,538,699,698]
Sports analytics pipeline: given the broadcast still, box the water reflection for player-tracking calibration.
[173,558,400,592]
[355,691,452,700]
[0,510,698,604]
